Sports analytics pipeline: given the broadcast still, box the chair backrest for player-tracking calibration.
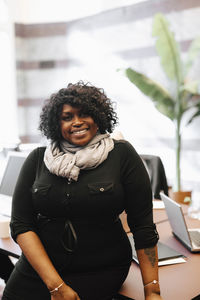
[140,154,168,199]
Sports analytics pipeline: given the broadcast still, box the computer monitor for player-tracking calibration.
[0,152,27,197]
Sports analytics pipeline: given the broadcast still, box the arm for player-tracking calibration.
[119,142,163,299]
[136,245,162,300]
[16,231,80,300]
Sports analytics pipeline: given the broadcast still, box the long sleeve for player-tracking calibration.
[119,141,159,249]
[10,148,40,241]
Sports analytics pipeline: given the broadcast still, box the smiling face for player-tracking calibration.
[60,104,98,146]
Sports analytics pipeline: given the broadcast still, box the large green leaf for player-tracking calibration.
[185,37,200,75]
[179,81,200,113]
[152,13,183,85]
[187,102,200,124]
[125,68,175,120]
[182,80,200,95]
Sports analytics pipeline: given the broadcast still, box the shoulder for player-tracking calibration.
[113,139,137,155]
[26,146,46,161]
[29,146,46,155]
[17,147,47,175]
[112,139,143,168]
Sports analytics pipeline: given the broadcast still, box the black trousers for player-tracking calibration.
[2,262,131,300]
[0,253,14,282]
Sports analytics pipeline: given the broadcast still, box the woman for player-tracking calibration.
[3,81,163,300]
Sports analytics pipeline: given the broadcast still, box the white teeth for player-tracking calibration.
[72,129,87,135]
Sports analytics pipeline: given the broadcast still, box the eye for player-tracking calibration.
[61,114,72,121]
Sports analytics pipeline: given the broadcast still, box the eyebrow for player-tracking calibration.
[61,111,72,115]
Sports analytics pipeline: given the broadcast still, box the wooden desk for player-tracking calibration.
[119,216,200,300]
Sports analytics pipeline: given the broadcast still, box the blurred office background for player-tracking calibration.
[0,0,200,193]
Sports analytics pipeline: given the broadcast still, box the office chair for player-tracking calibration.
[140,154,168,200]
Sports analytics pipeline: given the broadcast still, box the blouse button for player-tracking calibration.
[99,187,104,192]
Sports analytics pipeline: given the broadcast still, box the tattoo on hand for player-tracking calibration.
[144,247,156,267]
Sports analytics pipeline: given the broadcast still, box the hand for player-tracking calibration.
[51,283,81,300]
[145,293,164,300]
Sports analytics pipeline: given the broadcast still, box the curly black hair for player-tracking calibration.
[39,81,118,142]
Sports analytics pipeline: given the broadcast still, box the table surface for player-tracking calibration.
[119,215,200,300]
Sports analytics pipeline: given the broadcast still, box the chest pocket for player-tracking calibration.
[88,182,114,195]
[32,182,52,199]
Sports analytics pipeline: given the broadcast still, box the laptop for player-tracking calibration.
[0,152,27,217]
[160,192,200,252]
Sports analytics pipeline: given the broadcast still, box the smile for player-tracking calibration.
[71,129,88,135]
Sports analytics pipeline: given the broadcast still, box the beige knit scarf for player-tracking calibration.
[44,134,114,181]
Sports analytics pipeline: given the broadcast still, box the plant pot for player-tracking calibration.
[171,191,192,205]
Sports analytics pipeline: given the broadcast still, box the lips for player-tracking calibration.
[70,128,88,135]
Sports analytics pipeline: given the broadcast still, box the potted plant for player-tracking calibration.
[124,13,200,203]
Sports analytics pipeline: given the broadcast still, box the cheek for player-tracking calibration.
[91,124,98,134]
[60,124,69,138]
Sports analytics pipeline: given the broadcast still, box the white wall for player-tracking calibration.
[0,0,19,148]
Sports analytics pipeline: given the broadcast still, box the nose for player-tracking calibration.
[72,116,84,127]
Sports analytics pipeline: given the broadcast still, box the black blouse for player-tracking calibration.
[10,140,159,275]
